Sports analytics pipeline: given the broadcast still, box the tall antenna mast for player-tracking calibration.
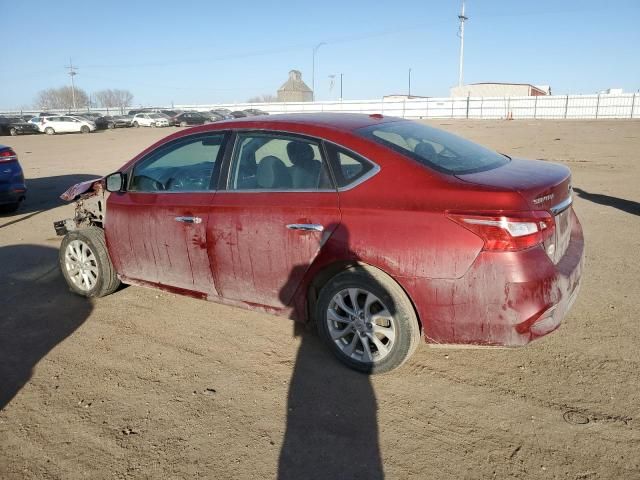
[457,1,468,87]
[65,58,78,110]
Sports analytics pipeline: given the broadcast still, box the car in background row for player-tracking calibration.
[243,108,269,116]
[40,116,97,135]
[132,113,170,128]
[0,116,40,136]
[0,145,26,213]
[173,112,208,127]
[229,111,248,118]
[70,113,110,130]
[106,115,134,128]
[54,113,584,373]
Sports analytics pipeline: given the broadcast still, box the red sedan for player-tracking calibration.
[56,113,584,373]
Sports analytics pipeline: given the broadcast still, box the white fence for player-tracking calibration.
[180,93,639,120]
[4,93,639,120]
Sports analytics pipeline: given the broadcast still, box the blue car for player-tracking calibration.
[0,145,26,213]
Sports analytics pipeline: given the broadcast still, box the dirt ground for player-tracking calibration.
[0,120,639,480]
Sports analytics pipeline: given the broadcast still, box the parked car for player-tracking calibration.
[0,145,26,213]
[40,115,96,135]
[69,113,109,130]
[212,108,231,115]
[106,115,133,129]
[160,110,181,118]
[54,113,584,373]
[243,108,269,116]
[200,111,226,122]
[0,116,40,136]
[173,112,208,127]
[229,110,248,118]
[131,113,170,128]
[128,109,151,116]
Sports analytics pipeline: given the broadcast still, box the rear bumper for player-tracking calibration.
[0,186,26,205]
[404,208,585,346]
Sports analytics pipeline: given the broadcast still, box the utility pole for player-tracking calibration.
[312,42,326,102]
[339,73,343,101]
[408,68,412,97]
[65,57,78,110]
[457,1,468,88]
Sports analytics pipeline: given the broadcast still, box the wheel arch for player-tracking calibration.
[306,260,423,336]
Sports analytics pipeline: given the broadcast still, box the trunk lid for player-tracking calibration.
[456,158,573,263]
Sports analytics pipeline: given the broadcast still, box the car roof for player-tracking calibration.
[214,112,402,132]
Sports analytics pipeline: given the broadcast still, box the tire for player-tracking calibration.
[80,125,90,134]
[9,127,18,136]
[0,202,20,213]
[108,123,115,129]
[133,121,139,128]
[316,266,421,374]
[180,121,187,127]
[59,226,120,298]
[45,127,55,135]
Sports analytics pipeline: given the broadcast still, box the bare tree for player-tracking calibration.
[35,86,89,111]
[94,89,118,114]
[112,89,134,114]
[247,93,278,103]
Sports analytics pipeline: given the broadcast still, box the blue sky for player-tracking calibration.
[2,0,639,108]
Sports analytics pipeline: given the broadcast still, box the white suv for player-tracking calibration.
[132,113,170,128]
[40,116,97,135]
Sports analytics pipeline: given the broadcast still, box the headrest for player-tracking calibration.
[287,141,315,165]
[257,156,291,189]
[414,142,437,160]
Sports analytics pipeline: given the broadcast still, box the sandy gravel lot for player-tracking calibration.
[1,120,639,479]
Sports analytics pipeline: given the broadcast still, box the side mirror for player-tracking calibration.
[105,172,125,192]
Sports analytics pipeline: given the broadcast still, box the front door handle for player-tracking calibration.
[175,216,202,224]
[286,223,324,232]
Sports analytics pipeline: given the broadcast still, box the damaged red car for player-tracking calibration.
[55,113,584,373]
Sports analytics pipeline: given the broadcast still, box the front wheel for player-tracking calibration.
[80,125,90,134]
[316,267,421,374]
[45,127,55,135]
[59,227,120,298]
[133,121,139,128]
[9,127,18,136]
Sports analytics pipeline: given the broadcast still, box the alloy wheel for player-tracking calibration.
[326,288,397,364]
[64,239,99,292]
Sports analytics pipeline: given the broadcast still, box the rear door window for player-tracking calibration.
[323,143,377,189]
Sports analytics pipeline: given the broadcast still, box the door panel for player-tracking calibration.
[107,192,216,295]
[208,192,340,307]
[105,132,227,295]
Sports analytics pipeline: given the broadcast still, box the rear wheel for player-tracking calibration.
[108,122,115,129]
[59,227,120,298]
[80,125,90,134]
[316,266,421,374]
[45,127,55,135]
[133,121,139,128]
[9,127,18,136]
[0,202,20,213]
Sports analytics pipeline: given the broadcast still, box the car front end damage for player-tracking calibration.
[54,178,106,236]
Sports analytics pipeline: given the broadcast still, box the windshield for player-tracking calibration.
[357,121,509,174]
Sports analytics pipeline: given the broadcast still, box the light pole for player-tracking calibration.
[408,68,412,97]
[339,73,343,101]
[457,0,468,87]
[312,42,326,102]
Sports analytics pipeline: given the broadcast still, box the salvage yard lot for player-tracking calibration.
[1,120,639,479]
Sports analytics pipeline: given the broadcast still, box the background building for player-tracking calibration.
[277,70,313,102]
[451,83,550,97]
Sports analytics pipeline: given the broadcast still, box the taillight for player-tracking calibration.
[447,211,555,251]
[0,149,17,163]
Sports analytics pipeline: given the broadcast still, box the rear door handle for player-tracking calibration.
[175,216,202,224]
[286,223,324,232]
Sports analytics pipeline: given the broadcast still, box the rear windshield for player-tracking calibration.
[357,121,509,174]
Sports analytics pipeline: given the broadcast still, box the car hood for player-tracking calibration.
[60,177,103,201]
